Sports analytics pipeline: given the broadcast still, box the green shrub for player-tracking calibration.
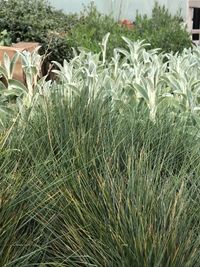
[66,2,192,60]
[0,1,192,64]
[66,3,137,59]
[134,2,192,53]
[0,0,78,62]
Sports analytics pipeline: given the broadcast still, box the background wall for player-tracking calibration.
[48,0,111,14]
[48,0,187,20]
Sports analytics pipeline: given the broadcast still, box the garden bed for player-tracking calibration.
[0,1,199,266]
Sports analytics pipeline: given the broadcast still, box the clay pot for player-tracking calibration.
[0,42,40,83]
[119,19,135,29]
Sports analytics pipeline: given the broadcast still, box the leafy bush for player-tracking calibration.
[66,3,136,59]
[0,1,192,64]
[134,2,192,52]
[66,2,192,60]
[0,0,78,62]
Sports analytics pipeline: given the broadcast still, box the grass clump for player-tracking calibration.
[1,89,200,265]
[1,89,200,266]
[0,38,200,266]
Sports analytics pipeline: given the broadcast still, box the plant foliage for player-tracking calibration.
[0,1,192,63]
[0,36,199,267]
[134,2,192,52]
[0,0,78,62]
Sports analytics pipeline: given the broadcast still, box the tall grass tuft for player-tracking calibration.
[1,84,200,266]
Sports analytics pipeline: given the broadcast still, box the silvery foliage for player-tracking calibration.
[1,34,200,126]
[52,34,200,123]
[0,47,51,124]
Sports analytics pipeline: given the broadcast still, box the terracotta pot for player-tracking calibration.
[119,19,135,29]
[0,42,40,83]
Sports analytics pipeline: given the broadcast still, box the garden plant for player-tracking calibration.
[0,35,200,266]
[0,0,192,63]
